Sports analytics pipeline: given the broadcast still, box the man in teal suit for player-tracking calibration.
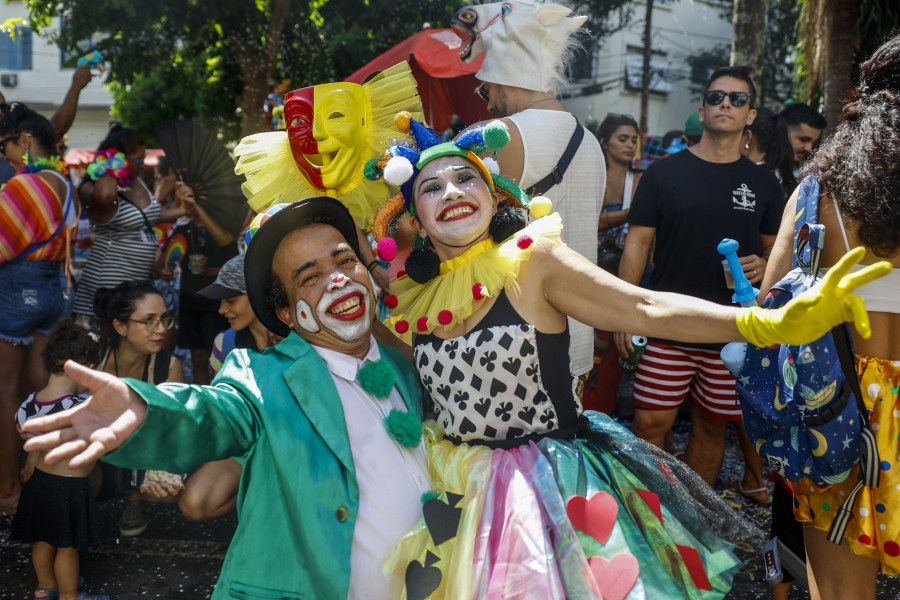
[23,197,432,599]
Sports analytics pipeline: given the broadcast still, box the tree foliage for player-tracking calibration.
[20,0,649,142]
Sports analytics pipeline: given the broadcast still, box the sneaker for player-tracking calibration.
[119,500,149,537]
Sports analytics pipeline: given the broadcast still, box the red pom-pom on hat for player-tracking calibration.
[438,310,453,325]
[473,283,485,300]
[384,294,398,309]
[394,320,409,334]
[417,317,429,332]
[517,235,534,249]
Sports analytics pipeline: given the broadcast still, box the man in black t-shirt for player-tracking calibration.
[616,66,783,496]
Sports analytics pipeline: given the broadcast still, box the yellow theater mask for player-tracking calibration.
[235,61,424,228]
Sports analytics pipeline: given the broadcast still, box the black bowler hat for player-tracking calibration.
[244,197,360,337]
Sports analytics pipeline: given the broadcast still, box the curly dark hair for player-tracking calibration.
[802,32,900,258]
[42,319,99,374]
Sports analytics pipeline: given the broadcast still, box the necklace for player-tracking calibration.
[18,152,69,176]
[523,96,556,110]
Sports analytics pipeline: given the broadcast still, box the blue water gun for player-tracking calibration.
[717,238,759,375]
[77,50,105,73]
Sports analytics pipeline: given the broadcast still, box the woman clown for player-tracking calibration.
[368,113,890,600]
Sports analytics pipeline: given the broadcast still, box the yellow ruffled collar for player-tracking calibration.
[439,239,496,275]
[388,213,563,335]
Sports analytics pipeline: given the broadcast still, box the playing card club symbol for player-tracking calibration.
[423,492,464,546]
[405,550,441,600]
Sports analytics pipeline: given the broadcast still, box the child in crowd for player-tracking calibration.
[11,319,110,600]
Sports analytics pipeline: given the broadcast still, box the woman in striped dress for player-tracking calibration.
[0,104,76,515]
[73,127,178,325]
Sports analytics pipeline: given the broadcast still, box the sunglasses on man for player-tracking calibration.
[0,134,18,155]
[704,90,752,107]
[475,83,490,103]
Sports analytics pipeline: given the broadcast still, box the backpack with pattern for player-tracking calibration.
[734,177,879,544]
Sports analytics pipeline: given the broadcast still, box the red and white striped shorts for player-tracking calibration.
[633,341,741,421]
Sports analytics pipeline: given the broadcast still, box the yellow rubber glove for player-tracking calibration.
[736,247,893,348]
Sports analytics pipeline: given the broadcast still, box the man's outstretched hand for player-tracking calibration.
[23,361,148,469]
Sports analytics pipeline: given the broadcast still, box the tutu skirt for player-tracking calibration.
[384,412,754,600]
[11,469,106,549]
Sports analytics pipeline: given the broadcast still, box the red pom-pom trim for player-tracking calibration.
[417,317,429,332]
[384,294,398,309]
[396,270,406,278]
[517,235,534,249]
[473,283,485,300]
[438,310,453,325]
[394,320,409,334]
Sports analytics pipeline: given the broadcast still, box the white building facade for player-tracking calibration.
[0,0,113,151]
[563,0,733,137]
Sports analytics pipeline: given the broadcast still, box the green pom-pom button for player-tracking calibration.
[384,408,423,448]
[358,359,396,398]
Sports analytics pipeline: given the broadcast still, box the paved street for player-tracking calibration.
[3,418,900,599]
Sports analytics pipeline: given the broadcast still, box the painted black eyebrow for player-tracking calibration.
[291,245,354,281]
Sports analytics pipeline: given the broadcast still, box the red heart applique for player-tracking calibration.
[566,492,618,545]
[587,553,640,600]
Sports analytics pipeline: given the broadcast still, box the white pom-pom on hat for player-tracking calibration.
[383,156,414,186]
[482,156,500,174]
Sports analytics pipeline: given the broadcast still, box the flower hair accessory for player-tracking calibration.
[86,148,130,188]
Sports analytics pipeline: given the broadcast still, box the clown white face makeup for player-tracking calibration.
[272,224,375,357]
[412,155,497,261]
[313,272,371,341]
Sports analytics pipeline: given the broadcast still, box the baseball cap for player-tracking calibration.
[197,254,246,300]
[684,113,704,137]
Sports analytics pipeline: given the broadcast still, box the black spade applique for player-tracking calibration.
[448,365,465,384]
[405,551,441,600]
[502,357,522,376]
[459,416,477,435]
[474,398,491,417]
[423,493,463,546]
[461,347,476,366]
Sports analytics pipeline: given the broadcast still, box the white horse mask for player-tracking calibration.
[450,1,587,94]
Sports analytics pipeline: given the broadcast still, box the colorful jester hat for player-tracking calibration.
[365,112,552,221]
[233,61,424,228]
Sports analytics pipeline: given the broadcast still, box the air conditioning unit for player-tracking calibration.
[1,74,18,87]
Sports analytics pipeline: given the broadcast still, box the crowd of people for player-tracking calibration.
[1,2,897,600]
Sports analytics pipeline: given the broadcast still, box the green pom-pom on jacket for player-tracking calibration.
[384,408,423,448]
[358,359,395,398]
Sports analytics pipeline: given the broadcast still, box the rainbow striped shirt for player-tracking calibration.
[0,173,68,264]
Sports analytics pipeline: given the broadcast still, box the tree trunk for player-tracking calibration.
[822,0,858,133]
[731,0,766,79]
[223,0,292,138]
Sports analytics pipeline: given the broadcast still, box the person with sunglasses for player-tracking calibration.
[616,66,785,505]
[93,281,185,537]
[0,104,77,516]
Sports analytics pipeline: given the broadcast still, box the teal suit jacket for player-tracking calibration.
[106,332,423,600]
